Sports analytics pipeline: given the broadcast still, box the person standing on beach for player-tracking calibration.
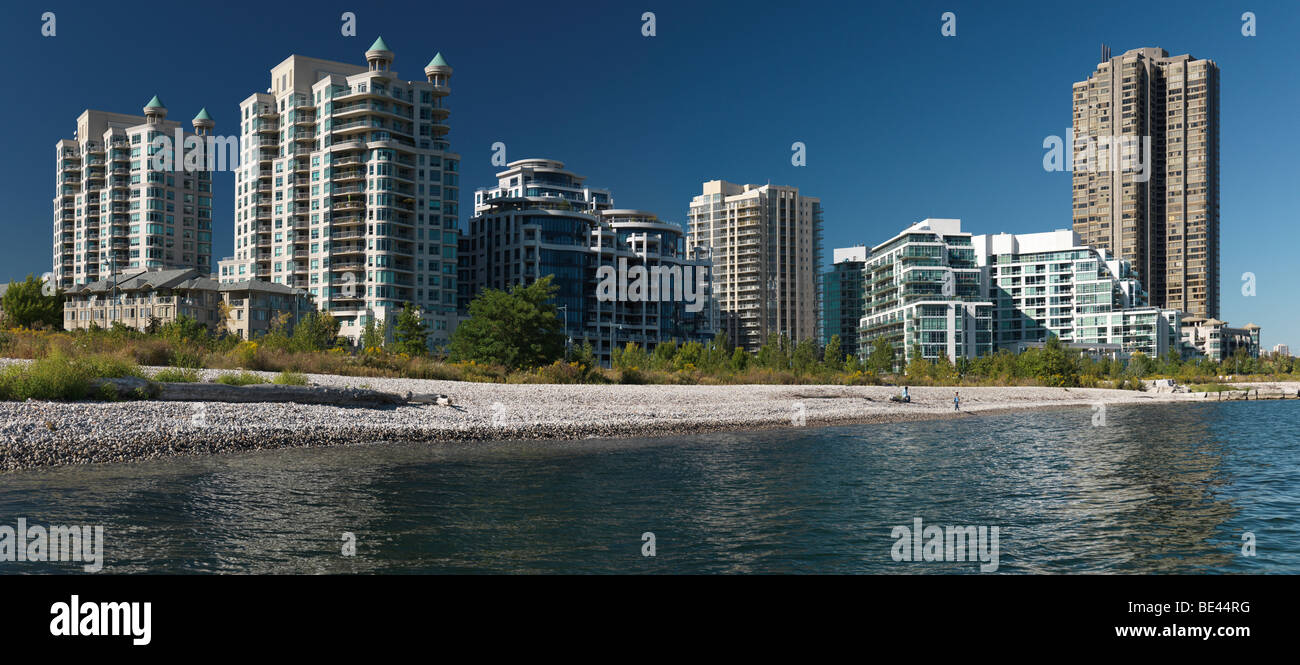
[954,392,960,411]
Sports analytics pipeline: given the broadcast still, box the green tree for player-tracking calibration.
[1127,350,1156,378]
[571,341,598,373]
[674,341,704,370]
[392,304,431,356]
[448,275,564,369]
[867,336,895,374]
[360,316,388,351]
[1036,336,1079,387]
[730,347,750,372]
[2,274,62,329]
[756,333,791,370]
[791,338,818,374]
[699,331,731,372]
[930,354,958,383]
[651,341,679,370]
[259,312,293,351]
[1157,349,1182,376]
[906,344,931,379]
[159,314,209,345]
[822,335,843,371]
[290,311,341,352]
[613,342,649,370]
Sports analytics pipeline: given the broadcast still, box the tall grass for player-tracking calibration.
[153,367,202,383]
[272,370,308,386]
[215,371,268,386]
[0,353,144,401]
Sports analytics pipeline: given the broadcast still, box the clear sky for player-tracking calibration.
[3,0,1297,348]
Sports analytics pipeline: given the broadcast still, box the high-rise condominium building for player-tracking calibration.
[686,181,823,353]
[857,219,993,369]
[466,159,711,365]
[972,229,1182,358]
[221,37,461,346]
[822,246,867,358]
[1071,46,1220,318]
[857,219,1187,368]
[54,98,216,290]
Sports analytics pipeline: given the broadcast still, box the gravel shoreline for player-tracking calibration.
[0,361,1272,472]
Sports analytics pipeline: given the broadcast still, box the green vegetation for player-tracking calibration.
[289,311,344,353]
[272,370,309,386]
[1188,383,1235,393]
[448,275,564,369]
[0,276,1291,389]
[0,354,142,401]
[2,274,62,329]
[215,371,269,386]
[391,304,431,356]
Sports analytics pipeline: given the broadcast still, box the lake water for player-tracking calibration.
[1,400,1296,573]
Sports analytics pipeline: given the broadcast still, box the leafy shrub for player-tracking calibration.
[534,360,585,384]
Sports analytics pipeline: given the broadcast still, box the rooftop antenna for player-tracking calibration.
[1101,44,1111,62]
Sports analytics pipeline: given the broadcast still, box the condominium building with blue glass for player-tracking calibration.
[465,159,711,364]
[822,246,867,358]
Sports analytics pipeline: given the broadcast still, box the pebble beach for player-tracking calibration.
[0,360,1253,472]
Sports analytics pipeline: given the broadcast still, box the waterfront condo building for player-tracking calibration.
[686,181,823,353]
[1071,46,1220,318]
[857,219,993,370]
[220,37,461,347]
[54,99,217,290]
[1179,317,1260,362]
[62,267,313,339]
[465,159,712,365]
[822,246,867,358]
[973,229,1182,358]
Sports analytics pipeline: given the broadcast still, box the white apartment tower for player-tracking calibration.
[54,98,216,290]
[686,180,823,353]
[222,37,461,345]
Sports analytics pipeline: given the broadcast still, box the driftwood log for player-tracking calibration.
[405,392,452,406]
[156,382,408,406]
[90,377,161,400]
[90,377,455,407]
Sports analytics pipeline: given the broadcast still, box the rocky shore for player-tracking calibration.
[0,363,1270,472]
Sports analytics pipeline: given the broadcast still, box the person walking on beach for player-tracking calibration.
[953,391,960,411]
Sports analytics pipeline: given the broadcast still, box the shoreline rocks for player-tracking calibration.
[2,362,1291,473]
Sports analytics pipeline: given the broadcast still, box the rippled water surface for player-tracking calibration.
[1,400,1296,573]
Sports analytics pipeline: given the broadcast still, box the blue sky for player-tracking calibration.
[3,0,1297,348]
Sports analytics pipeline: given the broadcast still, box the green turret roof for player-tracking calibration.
[427,52,449,68]
[368,36,392,52]
[194,108,212,121]
[144,95,165,109]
